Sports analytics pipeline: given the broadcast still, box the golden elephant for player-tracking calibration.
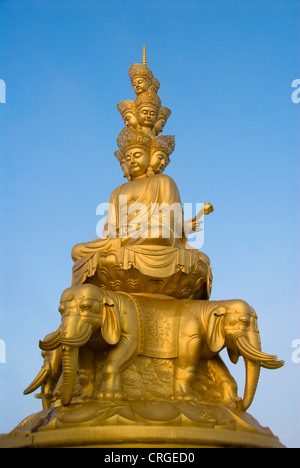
[25,283,283,410]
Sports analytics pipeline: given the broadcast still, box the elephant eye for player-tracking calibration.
[79,299,93,309]
[239,315,250,325]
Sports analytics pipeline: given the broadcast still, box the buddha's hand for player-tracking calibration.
[184,218,203,235]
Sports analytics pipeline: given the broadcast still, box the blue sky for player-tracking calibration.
[0,0,299,447]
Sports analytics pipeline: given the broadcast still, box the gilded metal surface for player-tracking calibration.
[0,46,285,448]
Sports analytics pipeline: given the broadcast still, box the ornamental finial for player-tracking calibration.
[142,44,147,67]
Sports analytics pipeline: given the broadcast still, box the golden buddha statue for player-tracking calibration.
[0,46,285,449]
[72,48,212,296]
[71,126,211,297]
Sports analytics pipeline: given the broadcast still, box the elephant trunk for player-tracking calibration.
[236,335,284,411]
[61,345,79,406]
[236,333,261,412]
[60,322,93,405]
[241,357,260,411]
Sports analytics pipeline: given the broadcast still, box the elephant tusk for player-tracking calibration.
[39,328,62,351]
[23,367,49,395]
[60,322,93,347]
[236,336,279,363]
[259,359,285,370]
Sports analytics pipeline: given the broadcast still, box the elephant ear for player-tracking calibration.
[101,296,121,345]
[207,307,226,353]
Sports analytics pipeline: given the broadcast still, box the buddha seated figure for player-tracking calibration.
[71,128,212,299]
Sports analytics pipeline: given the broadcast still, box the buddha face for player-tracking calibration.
[124,111,138,128]
[138,106,158,128]
[131,77,150,95]
[124,147,149,178]
[153,118,166,135]
[150,150,169,174]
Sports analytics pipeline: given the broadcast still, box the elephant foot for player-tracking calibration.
[172,380,197,401]
[221,396,239,408]
[171,392,197,402]
[235,397,245,411]
[79,385,95,401]
[219,383,238,408]
[97,390,126,401]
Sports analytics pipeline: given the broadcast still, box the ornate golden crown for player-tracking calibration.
[114,149,123,163]
[117,100,136,119]
[128,63,153,83]
[157,106,171,121]
[135,89,161,111]
[150,135,175,157]
[116,127,152,155]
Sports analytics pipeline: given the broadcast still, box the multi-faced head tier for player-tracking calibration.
[115,46,175,181]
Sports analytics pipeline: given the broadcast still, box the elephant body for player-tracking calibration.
[26,284,283,410]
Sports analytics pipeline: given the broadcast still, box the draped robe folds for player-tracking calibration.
[71,174,209,286]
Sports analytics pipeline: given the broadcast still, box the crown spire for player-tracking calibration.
[142,44,147,67]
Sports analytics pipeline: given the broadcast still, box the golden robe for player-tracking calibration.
[71,174,210,287]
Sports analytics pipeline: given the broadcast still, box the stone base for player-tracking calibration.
[0,400,285,448]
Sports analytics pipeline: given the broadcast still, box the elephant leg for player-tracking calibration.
[78,347,96,400]
[98,336,138,400]
[173,317,201,400]
[208,355,238,407]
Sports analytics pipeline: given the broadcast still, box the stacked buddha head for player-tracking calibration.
[116,45,175,180]
[115,128,175,181]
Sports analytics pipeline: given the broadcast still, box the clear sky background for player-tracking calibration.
[0,0,299,448]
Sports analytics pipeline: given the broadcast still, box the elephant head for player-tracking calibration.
[39,284,121,405]
[206,300,284,411]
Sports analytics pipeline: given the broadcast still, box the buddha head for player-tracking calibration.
[135,90,161,132]
[114,150,131,181]
[116,127,152,180]
[153,106,172,135]
[131,75,151,96]
[123,147,149,179]
[128,45,160,96]
[138,106,158,128]
[117,100,138,128]
[149,135,175,174]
